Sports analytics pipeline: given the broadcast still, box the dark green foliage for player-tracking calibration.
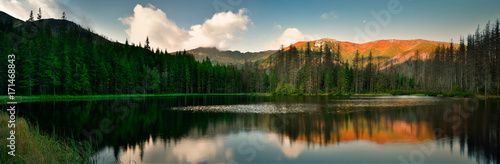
[424,91,441,96]
[443,85,474,97]
[443,91,474,98]
[0,20,246,95]
[389,90,443,96]
[389,90,415,95]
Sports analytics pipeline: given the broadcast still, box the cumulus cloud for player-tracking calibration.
[171,139,222,163]
[0,0,91,27]
[120,4,250,52]
[266,133,309,159]
[185,8,249,50]
[266,28,316,50]
[274,24,282,30]
[320,11,338,20]
[119,4,190,52]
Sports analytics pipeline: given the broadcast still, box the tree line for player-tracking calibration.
[242,42,405,95]
[416,20,500,95]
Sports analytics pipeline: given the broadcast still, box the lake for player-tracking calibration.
[10,96,500,163]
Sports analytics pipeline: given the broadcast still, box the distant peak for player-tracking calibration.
[318,38,338,42]
[193,47,219,51]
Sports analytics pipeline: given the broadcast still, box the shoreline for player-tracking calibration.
[0,93,257,103]
[1,92,497,103]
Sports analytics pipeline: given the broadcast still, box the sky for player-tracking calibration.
[1,0,500,52]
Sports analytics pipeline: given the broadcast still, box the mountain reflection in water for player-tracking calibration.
[11,96,499,163]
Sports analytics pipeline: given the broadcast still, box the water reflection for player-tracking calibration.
[10,96,500,163]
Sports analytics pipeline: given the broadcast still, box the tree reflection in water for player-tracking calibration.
[11,96,499,163]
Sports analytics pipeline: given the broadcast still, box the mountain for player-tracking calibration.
[260,38,459,70]
[187,47,276,65]
[0,11,113,48]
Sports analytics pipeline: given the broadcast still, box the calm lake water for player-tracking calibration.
[11,96,500,163]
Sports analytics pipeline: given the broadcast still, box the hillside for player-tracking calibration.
[0,11,22,26]
[187,47,276,65]
[0,11,250,95]
[261,38,459,70]
[0,11,115,50]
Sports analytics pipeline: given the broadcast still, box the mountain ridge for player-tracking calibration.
[187,47,276,65]
[257,38,459,70]
[187,38,458,69]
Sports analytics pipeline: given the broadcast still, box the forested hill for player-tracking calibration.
[187,47,276,66]
[257,38,459,70]
[0,11,247,96]
[0,11,114,49]
[0,11,22,25]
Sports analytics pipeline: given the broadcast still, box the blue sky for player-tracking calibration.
[1,0,499,52]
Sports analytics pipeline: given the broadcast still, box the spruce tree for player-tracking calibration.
[145,36,150,50]
[28,10,34,22]
[353,50,360,93]
[81,64,91,95]
[37,8,42,20]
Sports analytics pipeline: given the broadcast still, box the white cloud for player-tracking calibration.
[266,28,316,50]
[185,8,249,51]
[119,4,190,52]
[320,13,329,20]
[274,24,282,30]
[266,133,309,159]
[0,0,91,27]
[320,11,338,20]
[120,4,250,52]
[171,139,222,163]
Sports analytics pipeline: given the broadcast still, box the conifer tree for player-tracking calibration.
[28,10,34,22]
[145,36,150,50]
[37,8,42,20]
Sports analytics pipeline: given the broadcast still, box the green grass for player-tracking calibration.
[0,93,256,103]
[443,91,474,98]
[475,95,500,98]
[388,90,478,98]
[1,91,494,103]
[0,112,95,163]
[350,93,392,96]
[271,92,392,96]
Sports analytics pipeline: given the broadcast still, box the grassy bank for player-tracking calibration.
[1,92,496,103]
[389,90,475,97]
[0,112,93,163]
[0,93,255,102]
[475,95,500,98]
[271,93,392,96]
[271,91,488,98]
